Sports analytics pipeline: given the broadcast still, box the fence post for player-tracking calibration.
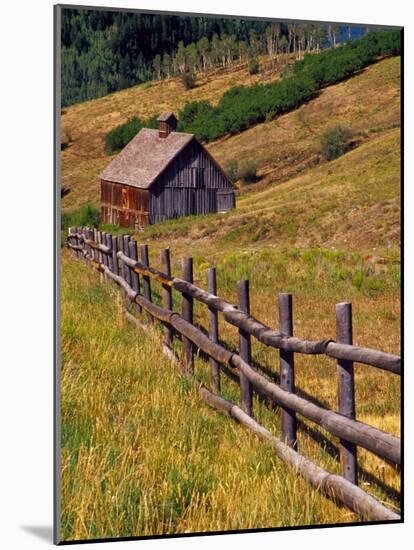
[122,235,131,287]
[119,235,125,280]
[67,226,72,251]
[96,230,102,262]
[82,227,87,258]
[118,235,128,297]
[93,229,98,262]
[279,293,297,450]
[140,244,153,325]
[97,231,104,282]
[74,227,80,258]
[70,226,76,255]
[118,235,125,282]
[101,232,108,268]
[87,228,94,261]
[237,280,253,416]
[102,231,110,278]
[182,257,194,373]
[161,248,173,347]
[111,234,119,275]
[105,233,113,272]
[129,240,141,312]
[208,267,220,392]
[80,227,84,259]
[80,227,86,260]
[86,228,92,262]
[71,226,75,256]
[68,227,75,256]
[336,302,358,485]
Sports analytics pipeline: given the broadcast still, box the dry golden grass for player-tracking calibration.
[209,56,400,190]
[61,252,356,540]
[61,251,400,541]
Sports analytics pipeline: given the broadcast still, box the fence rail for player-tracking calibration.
[118,250,401,374]
[67,227,401,522]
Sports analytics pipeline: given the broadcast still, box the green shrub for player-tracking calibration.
[351,270,364,290]
[319,124,352,161]
[61,204,100,231]
[224,159,240,183]
[177,100,217,141]
[61,204,100,247]
[238,159,258,184]
[105,115,159,154]
[105,116,143,154]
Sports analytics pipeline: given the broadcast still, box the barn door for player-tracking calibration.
[216,190,235,212]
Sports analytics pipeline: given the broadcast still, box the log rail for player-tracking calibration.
[66,227,401,522]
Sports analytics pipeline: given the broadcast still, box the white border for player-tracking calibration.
[0,1,410,548]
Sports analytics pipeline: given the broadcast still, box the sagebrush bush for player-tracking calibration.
[248,56,259,75]
[181,71,196,90]
[238,159,258,184]
[319,125,352,161]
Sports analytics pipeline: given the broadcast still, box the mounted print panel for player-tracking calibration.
[55,3,402,545]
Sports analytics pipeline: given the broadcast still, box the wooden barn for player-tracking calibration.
[100,112,235,228]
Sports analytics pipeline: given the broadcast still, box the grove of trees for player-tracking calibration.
[61,7,379,106]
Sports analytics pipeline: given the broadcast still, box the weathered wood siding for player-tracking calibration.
[149,140,234,224]
[101,180,149,227]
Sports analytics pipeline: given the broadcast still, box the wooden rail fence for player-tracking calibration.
[67,226,401,522]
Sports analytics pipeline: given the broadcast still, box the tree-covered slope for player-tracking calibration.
[61,7,384,107]
[61,8,270,106]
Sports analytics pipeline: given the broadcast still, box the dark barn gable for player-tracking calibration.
[100,113,235,228]
[149,139,234,224]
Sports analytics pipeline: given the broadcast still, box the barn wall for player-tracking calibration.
[149,140,234,223]
[101,180,149,227]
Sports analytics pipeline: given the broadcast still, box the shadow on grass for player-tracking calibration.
[192,321,400,507]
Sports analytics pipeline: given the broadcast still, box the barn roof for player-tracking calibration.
[101,128,194,189]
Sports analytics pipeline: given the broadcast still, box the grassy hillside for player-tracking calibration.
[138,127,400,253]
[61,56,400,211]
[61,58,283,209]
[61,251,400,540]
[210,56,400,191]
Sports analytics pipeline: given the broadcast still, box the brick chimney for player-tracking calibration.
[157,112,178,138]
